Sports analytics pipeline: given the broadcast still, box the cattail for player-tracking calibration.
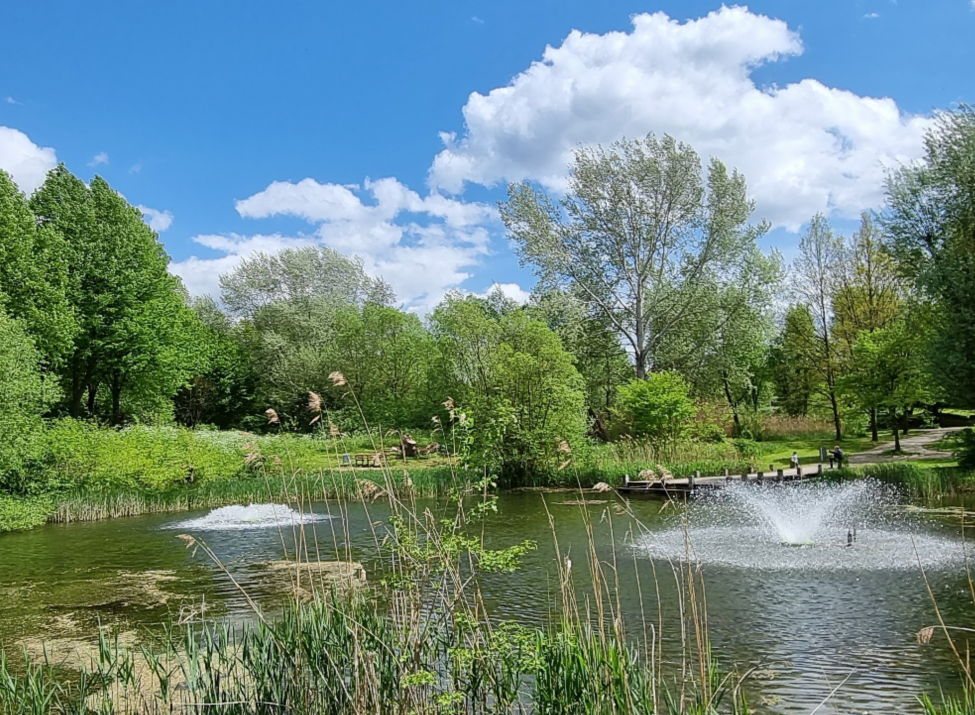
[557,439,572,454]
[329,421,340,438]
[177,534,196,548]
[917,626,935,644]
[265,408,280,425]
[329,371,347,387]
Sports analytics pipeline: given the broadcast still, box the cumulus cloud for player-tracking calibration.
[0,126,57,193]
[138,205,174,232]
[428,6,929,230]
[89,151,109,167]
[173,177,498,313]
[476,281,531,304]
[6,96,21,105]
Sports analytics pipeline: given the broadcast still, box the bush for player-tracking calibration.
[615,372,695,445]
[956,428,975,470]
[35,420,247,491]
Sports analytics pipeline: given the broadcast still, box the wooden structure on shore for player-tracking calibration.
[616,464,830,497]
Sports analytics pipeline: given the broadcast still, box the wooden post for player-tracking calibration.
[777,469,783,482]
[724,468,730,477]
[817,463,823,475]
[690,471,698,490]
[757,471,764,484]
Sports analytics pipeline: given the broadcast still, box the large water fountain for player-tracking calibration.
[641,480,965,571]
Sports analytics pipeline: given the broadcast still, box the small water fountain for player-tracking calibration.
[641,480,964,571]
[166,504,331,531]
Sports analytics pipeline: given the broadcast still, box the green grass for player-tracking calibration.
[828,462,975,499]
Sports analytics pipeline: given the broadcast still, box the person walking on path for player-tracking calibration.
[791,452,801,474]
[829,445,844,469]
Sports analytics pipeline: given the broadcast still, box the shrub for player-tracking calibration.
[615,372,695,446]
[956,428,975,470]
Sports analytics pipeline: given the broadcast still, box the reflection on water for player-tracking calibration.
[0,488,973,713]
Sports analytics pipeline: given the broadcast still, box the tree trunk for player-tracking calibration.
[723,373,742,437]
[635,351,647,380]
[70,375,84,419]
[870,408,878,442]
[86,381,98,417]
[110,373,124,426]
[892,410,901,452]
[828,386,842,441]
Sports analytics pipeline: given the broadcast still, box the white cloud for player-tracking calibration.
[88,151,109,167]
[472,16,484,24]
[138,205,174,232]
[476,281,531,304]
[173,177,498,313]
[5,96,21,105]
[0,126,57,193]
[428,6,930,230]
[129,163,142,174]
[863,12,880,19]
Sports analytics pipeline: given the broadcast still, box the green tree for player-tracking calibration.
[838,316,936,451]
[614,371,695,446]
[0,310,58,492]
[832,212,903,439]
[654,250,781,434]
[174,297,258,429]
[500,133,770,380]
[768,306,821,417]
[791,214,845,439]
[330,304,434,427]
[527,289,632,440]
[0,170,75,368]
[882,105,975,407]
[431,294,586,481]
[31,168,198,422]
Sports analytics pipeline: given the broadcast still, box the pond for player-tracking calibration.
[1,484,973,714]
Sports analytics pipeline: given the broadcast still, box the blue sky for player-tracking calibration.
[1,1,972,311]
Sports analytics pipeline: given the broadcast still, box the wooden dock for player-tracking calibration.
[616,464,831,497]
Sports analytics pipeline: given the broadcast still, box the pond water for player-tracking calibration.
[1,485,973,714]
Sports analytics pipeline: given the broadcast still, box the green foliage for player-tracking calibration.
[174,296,258,429]
[0,310,58,492]
[838,314,937,449]
[955,429,975,470]
[29,167,202,423]
[0,170,75,367]
[615,371,695,445]
[431,294,587,481]
[0,493,53,532]
[883,105,975,407]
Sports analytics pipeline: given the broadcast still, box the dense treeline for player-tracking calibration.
[1,106,973,494]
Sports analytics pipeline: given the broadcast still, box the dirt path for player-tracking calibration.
[846,426,964,465]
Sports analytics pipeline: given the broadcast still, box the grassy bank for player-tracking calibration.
[0,419,963,533]
[828,462,975,499]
